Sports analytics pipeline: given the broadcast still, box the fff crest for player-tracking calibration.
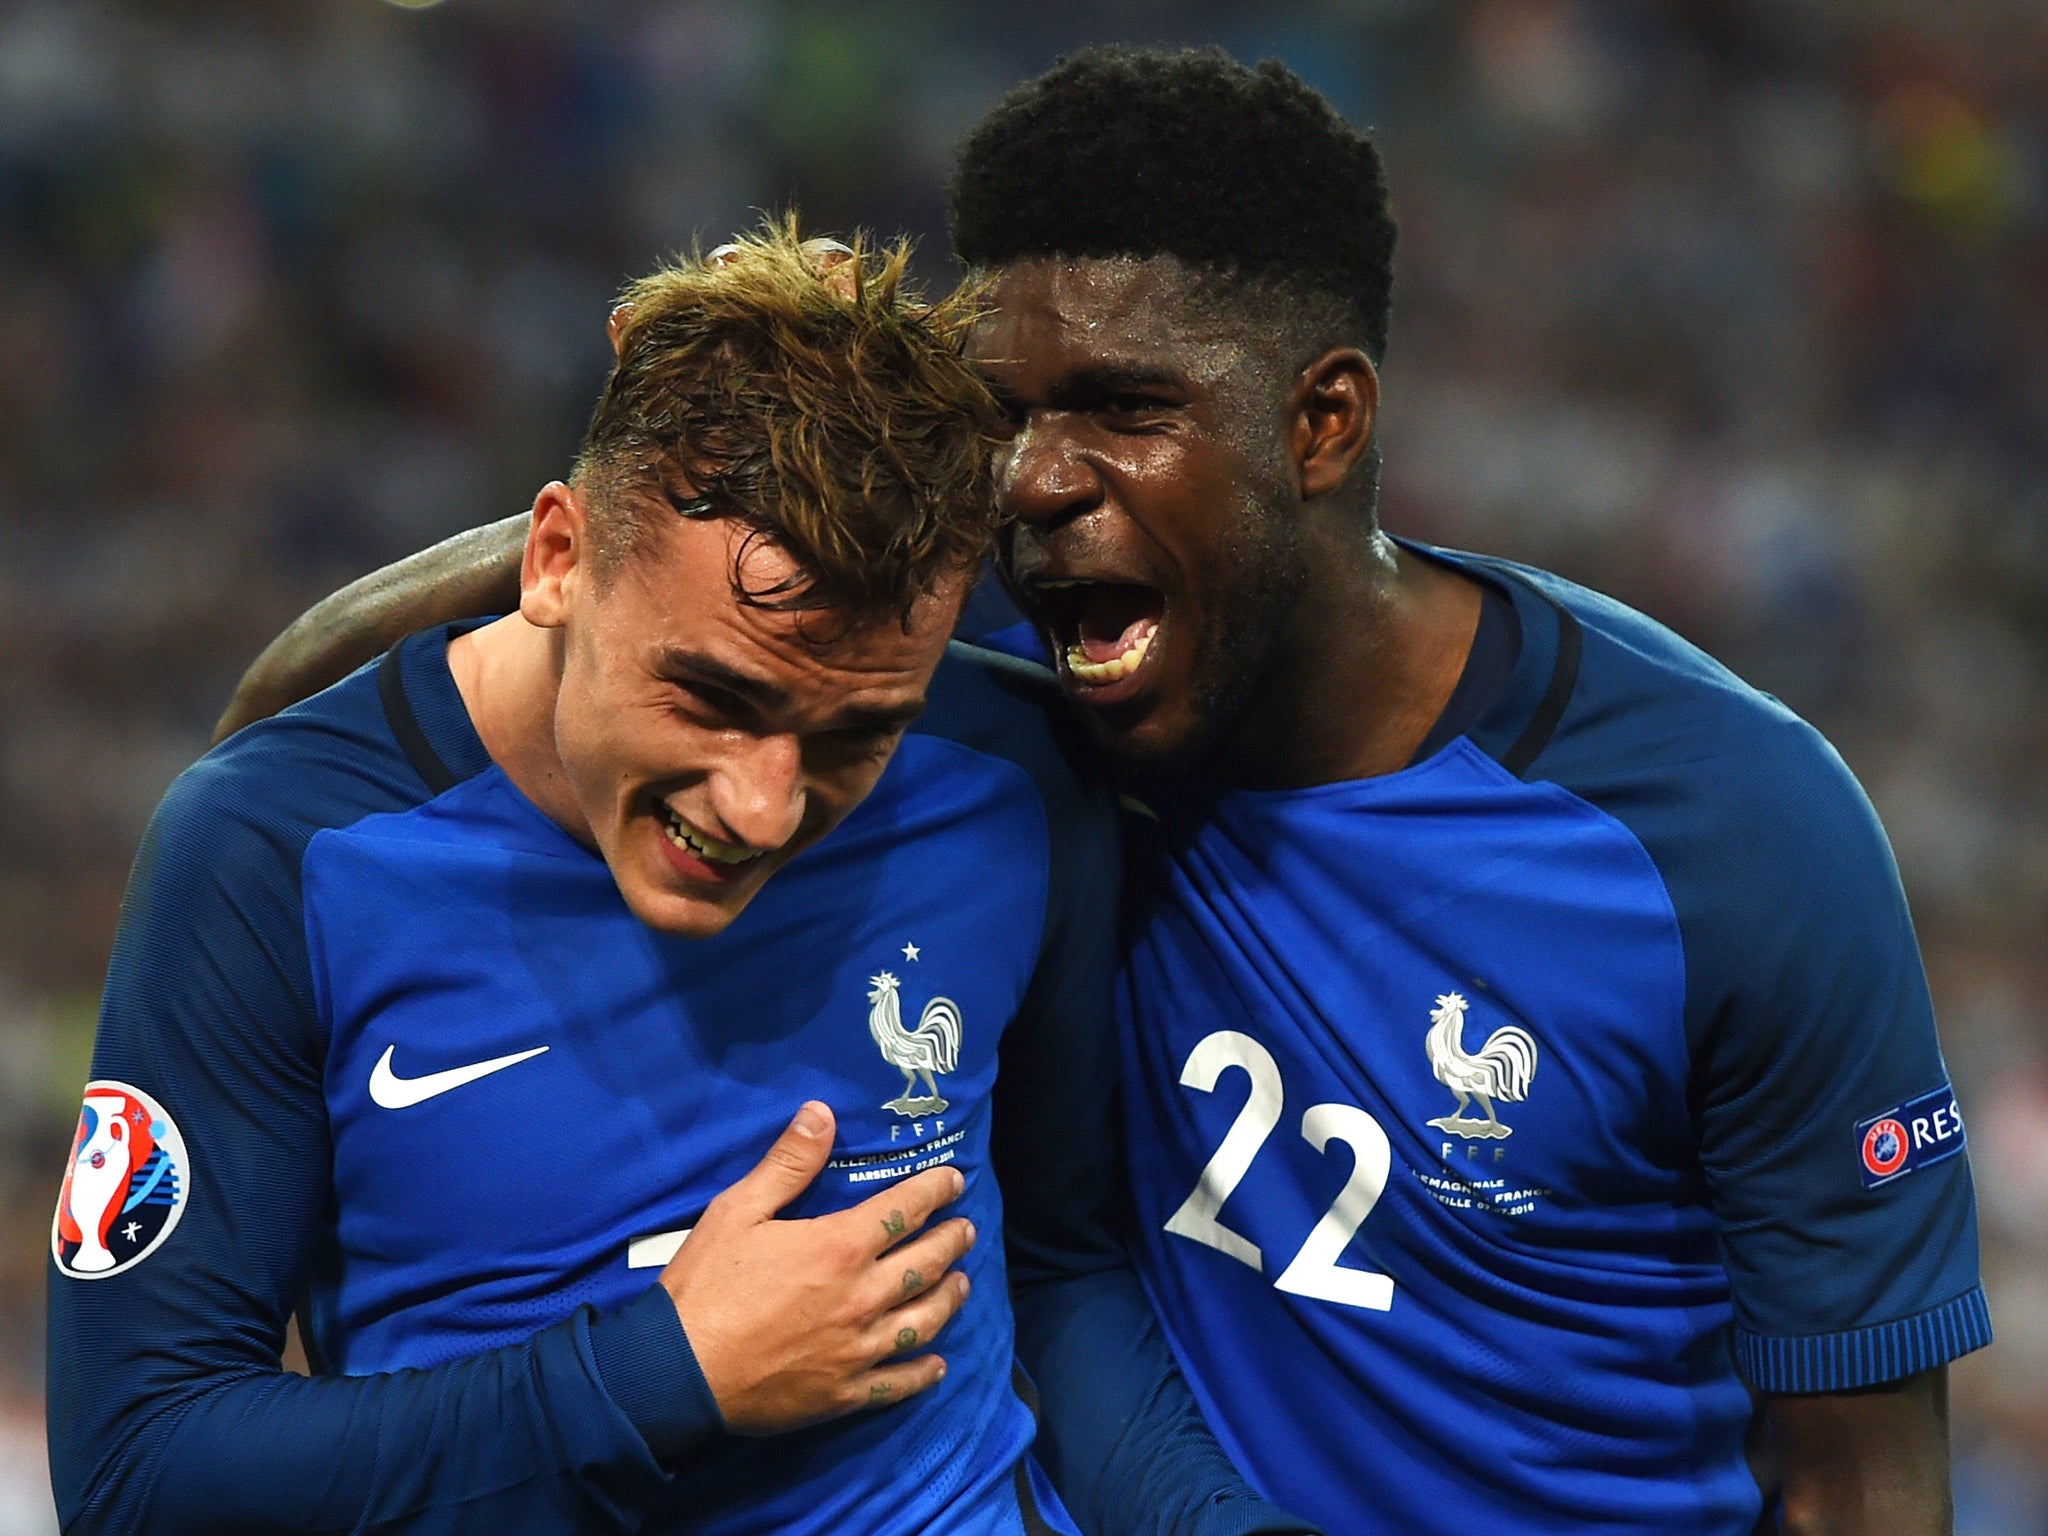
[1423,992,1539,1140]
[865,970,962,1117]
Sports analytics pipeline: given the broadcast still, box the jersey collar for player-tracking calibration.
[1392,540,1582,780]
[378,621,497,794]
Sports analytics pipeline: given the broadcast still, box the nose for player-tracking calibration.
[704,732,806,851]
[1000,414,1100,529]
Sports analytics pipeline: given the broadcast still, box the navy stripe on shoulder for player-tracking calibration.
[1501,603,1582,777]
[379,647,457,796]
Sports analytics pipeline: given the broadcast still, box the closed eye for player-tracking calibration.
[1098,393,1180,431]
[806,724,905,769]
[674,680,751,727]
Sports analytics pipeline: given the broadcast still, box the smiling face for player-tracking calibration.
[525,484,963,938]
[975,257,1313,776]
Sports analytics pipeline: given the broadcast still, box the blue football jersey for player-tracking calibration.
[1119,547,1990,1535]
[52,622,1132,1536]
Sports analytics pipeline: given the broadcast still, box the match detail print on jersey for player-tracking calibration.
[367,1043,551,1109]
[52,1080,190,1280]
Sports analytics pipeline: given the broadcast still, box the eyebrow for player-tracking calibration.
[1056,363,1188,410]
[987,362,1189,414]
[657,649,926,733]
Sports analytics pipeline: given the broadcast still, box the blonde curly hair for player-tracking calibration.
[573,217,1003,624]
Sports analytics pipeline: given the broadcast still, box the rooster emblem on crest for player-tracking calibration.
[867,972,963,1116]
[1424,992,1538,1140]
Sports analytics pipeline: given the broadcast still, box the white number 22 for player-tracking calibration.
[1162,1030,1395,1312]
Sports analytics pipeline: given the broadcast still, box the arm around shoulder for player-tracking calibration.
[213,512,528,742]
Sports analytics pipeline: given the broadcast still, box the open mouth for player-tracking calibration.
[1031,580,1166,692]
[660,803,769,871]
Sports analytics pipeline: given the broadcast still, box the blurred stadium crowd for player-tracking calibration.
[2,1,2045,1531]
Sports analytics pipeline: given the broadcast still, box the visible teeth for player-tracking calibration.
[1065,624,1155,686]
[662,807,764,865]
[1037,579,1086,590]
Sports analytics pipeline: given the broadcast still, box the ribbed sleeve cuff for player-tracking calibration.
[588,1284,725,1463]
[1734,1285,1993,1394]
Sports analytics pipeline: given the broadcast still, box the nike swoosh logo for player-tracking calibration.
[368,1044,550,1109]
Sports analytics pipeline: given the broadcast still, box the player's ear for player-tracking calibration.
[1288,348,1379,500]
[520,482,585,629]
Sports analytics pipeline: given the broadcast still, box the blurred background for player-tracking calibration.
[2,0,2045,1530]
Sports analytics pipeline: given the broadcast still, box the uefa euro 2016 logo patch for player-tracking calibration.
[51,1081,189,1279]
[1855,1082,1966,1190]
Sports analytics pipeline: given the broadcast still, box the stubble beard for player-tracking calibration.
[1098,482,1309,793]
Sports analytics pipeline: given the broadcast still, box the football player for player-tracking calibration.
[209,51,1991,1536]
[47,225,1305,1536]
[958,51,1988,1536]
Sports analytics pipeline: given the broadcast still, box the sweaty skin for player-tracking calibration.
[218,257,1959,1533]
[451,482,960,938]
[974,256,1479,787]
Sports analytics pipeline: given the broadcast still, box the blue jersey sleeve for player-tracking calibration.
[928,647,1314,1536]
[1520,572,1993,1397]
[47,710,717,1535]
[1672,712,1990,1392]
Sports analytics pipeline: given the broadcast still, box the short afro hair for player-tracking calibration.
[950,47,1398,361]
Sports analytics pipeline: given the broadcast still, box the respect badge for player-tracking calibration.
[1856,1083,1966,1190]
